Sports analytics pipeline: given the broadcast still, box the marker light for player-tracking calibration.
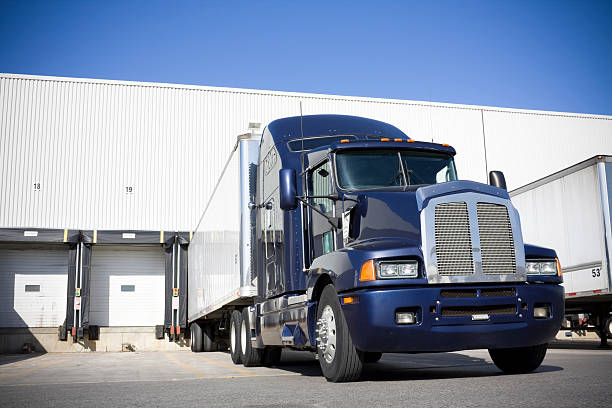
[394,138,403,142]
[442,143,450,147]
[360,260,376,281]
[406,140,415,143]
[340,139,350,143]
[556,258,563,277]
[380,138,390,142]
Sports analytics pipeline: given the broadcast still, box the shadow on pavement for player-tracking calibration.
[269,350,563,381]
[550,339,611,350]
[0,352,46,367]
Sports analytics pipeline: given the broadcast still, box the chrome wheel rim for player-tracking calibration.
[231,320,236,353]
[241,319,247,354]
[316,305,337,364]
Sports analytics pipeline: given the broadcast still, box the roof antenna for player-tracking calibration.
[300,100,305,153]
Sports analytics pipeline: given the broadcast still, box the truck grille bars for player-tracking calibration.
[434,202,474,276]
[476,203,516,275]
[434,202,516,277]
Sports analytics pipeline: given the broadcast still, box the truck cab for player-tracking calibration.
[231,114,564,382]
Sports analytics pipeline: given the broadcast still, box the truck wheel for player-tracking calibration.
[316,284,363,382]
[230,310,242,364]
[262,347,282,367]
[241,308,262,367]
[363,352,383,363]
[190,323,203,353]
[604,316,612,339]
[488,343,548,374]
[202,323,214,352]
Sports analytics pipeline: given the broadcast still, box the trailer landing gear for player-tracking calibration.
[595,312,611,349]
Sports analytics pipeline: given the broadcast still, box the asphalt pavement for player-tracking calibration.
[1,341,610,407]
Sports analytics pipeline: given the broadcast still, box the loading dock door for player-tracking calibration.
[90,246,164,326]
[0,245,68,328]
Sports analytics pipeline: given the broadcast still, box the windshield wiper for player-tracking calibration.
[397,151,408,186]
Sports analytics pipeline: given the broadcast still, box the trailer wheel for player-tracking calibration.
[488,343,548,374]
[363,352,382,364]
[230,310,242,364]
[262,347,282,367]
[603,316,612,340]
[316,284,363,382]
[202,324,214,352]
[190,323,203,353]
[240,308,262,367]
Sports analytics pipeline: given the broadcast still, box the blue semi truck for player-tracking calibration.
[187,114,564,382]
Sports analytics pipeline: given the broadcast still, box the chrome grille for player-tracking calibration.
[434,202,474,276]
[477,203,516,274]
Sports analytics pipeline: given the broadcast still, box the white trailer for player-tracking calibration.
[510,155,612,345]
[187,134,260,351]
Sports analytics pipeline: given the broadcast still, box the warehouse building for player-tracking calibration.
[1,73,611,352]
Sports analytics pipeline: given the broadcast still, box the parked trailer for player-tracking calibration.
[511,155,612,346]
[187,134,260,351]
[188,115,564,382]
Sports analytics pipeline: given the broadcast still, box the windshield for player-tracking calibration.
[335,149,457,190]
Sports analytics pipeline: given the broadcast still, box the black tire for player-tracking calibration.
[488,343,548,374]
[190,323,203,353]
[230,310,242,364]
[316,284,363,382]
[262,347,282,367]
[363,352,383,364]
[241,308,262,367]
[605,316,612,340]
[202,324,214,352]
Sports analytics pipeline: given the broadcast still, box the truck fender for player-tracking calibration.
[306,272,335,347]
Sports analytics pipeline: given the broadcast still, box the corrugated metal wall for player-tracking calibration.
[1,74,611,231]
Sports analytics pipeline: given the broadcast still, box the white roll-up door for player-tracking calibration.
[0,245,68,328]
[90,245,164,326]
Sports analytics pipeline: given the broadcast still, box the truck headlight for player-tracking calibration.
[377,261,419,279]
[526,260,558,276]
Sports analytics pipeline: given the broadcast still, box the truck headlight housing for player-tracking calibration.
[377,261,419,279]
[526,259,559,276]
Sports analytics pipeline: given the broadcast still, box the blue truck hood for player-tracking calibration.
[344,180,509,248]
[345,191,421,245]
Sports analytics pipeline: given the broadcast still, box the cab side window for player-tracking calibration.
[310,161,334,257]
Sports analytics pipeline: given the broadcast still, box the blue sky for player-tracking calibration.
[1,1,611,115]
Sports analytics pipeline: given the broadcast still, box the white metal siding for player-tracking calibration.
[511,164,608,294]
[512,165,605,268]
[483,110,612,190]
[1,73,611,231]
[0,245,68,327]
[189,145,241,320]
[90,245,164,327]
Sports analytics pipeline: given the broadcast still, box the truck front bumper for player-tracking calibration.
[340,283,564,353]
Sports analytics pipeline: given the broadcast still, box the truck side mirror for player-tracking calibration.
[279,168,298,210]
[489,170,507,190]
